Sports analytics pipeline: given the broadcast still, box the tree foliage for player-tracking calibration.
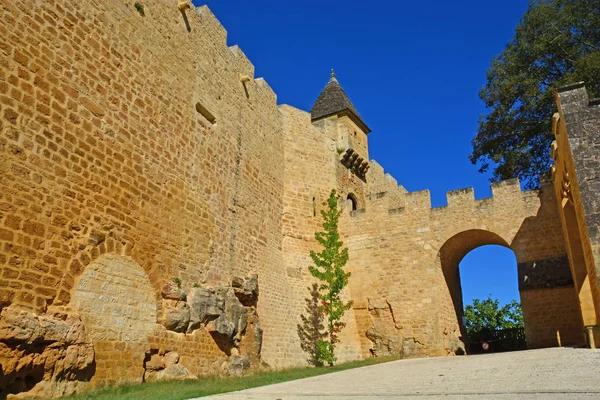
[464,295,524,335]
[470,0,600,189]
[308,189,353,366]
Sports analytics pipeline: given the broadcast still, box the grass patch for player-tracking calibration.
[62,356,400,400]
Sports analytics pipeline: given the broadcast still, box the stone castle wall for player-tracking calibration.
[0,0,596,397]
[0,0,293,393]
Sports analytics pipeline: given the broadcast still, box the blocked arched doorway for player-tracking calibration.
[69,254,157,383]
[438,229,519,349]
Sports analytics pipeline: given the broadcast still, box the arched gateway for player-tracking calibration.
[341,178,585,357]
[438,229,512,338]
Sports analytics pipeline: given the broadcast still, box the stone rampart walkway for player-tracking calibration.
[195,348,600,399]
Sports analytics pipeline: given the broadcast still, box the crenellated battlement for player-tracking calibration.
[196,5,228,46]
[183,4,278,107]
[365,160,409,209]
[405,189,432,211]
[446,187,474,206]
[347,177,537,221]
[348,154,534,221]
[228,45,256,79]
[491,178,521,197]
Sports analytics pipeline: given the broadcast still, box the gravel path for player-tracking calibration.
[194,348,600,399]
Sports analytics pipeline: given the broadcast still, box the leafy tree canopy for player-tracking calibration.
[464,295,523,335]
[470,0,600,189]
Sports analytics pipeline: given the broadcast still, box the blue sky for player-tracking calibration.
[196,0,529,306]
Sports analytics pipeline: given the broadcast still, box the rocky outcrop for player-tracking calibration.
[158,300,190,333]
[207,288,248,347]
[156,276,262,376]
[402,338,427,358]
[0,308,95,399]
[161,281,187,302]
[232,275,259,307]
[443,328,466,355]
[143,351,197,382]
[365,298,403,358]
[220,355,250,377]
[187,287,224,332]
[365,319,403,357]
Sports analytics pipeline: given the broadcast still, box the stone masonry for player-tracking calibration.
[0,1,599,397]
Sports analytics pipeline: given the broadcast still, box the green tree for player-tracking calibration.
[464,295,524,335]
[308,189,353,366]
[470,0,600,189]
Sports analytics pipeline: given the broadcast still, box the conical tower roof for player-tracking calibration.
[310,70,371,133]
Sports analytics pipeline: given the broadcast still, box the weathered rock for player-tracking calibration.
[443,328,466,355]
[367,298,389,311]
[231,275,259,306]
[160,364,197,380]
[221,355,250,377]
[161,281,187,301]
[145,354,164,371]
[207,288,247,342]
[403,338,427,358]
[208,314,235,339]
[366,319,403,357]
[187,287,224,332]
[159,300,190,333]
[252,309,263,355]
[0,308,95,399]
[239,308,263,365]
[163,351,180,368]
[145,364,197,382]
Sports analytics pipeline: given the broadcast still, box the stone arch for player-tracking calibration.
[437,229,513,339]
[53,236,133,307]
[69,253,157,383]
[53,236,162,309]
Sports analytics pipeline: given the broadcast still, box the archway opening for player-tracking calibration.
[439,229,524,354]
[460,245,519,313]
[459,245,524,353]
[347,193,358,211]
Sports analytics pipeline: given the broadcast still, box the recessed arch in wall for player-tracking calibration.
[69,253,157,382]
[347,193,358,211]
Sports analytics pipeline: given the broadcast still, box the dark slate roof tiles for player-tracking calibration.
[310,70,370,132]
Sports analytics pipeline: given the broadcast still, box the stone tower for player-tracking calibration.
[311,70,371,162]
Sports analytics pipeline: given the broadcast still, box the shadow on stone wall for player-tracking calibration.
[297,284,327,366]
[511,187,585,348]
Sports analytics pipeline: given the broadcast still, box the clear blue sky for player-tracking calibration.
[195,0,529,306]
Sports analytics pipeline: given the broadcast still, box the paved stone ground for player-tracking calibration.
[195,348,600,399]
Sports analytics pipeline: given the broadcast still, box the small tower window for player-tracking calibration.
[347,194,358,211]
[312,197,317,217]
